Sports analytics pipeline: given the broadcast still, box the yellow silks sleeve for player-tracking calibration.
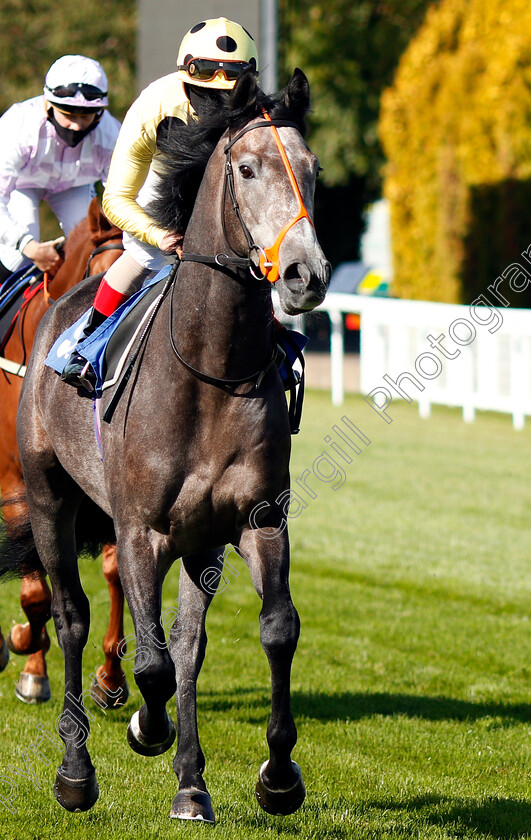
[102,74,193,249]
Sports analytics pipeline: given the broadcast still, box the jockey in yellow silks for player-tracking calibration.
[62,18,259,391]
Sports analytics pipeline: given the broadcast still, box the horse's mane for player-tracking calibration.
[149,71,309,235]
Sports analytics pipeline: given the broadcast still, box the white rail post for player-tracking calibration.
[329,309,344,406]
[511,334,525,430]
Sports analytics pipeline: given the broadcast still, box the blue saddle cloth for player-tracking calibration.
[46,261,309,398]
[45,264,173,395]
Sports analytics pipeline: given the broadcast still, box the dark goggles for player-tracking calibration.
[45,82,107,101]
[179,57,256,82]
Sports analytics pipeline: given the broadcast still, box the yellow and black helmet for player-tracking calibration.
[176,18,258,91]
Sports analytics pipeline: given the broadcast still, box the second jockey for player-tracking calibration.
[0,55,120,281]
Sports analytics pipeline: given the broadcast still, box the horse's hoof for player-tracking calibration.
[126,709,176,757]
[54,769,99,812]
[14,672,51,704]
[90,674,129,709]
[0,637,9,671]
[255,760,306,816]
[170,788,215,823]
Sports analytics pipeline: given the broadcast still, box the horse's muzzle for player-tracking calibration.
[279,259,331,314]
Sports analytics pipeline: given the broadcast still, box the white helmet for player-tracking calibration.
[176,18,258,91]
[44,55,109,112]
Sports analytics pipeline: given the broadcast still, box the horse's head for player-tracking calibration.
[223,70,331,315]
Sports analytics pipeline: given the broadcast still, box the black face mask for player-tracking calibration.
[184,84,230,117]
[47,109,101,148]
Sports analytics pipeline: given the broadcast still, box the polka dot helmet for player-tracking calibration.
[176,17,258,90]
[44,55,109,113]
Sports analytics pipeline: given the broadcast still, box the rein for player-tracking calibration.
[39,239,124,306]
[83,240,124,279]
[168,265,279,391]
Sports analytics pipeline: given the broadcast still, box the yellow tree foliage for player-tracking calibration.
[379,0,531,303]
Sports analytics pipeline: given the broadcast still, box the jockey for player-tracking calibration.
[0,55,120,282]
[61,17,259,390]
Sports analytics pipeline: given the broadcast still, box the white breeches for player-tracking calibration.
[0,184,95,272]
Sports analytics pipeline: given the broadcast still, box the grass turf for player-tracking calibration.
[0,391,529,839]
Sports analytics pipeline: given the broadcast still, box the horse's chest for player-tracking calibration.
[162,445,284,539]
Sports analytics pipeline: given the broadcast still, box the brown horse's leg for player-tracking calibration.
[168,550,220,823]
[8,571,52,704]
[237,527,305,816]
[9,572,51,654]
[1,490,52,700]
[90,543,129,708]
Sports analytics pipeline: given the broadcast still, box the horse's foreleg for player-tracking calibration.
[168,550,220,824]
[2,494,52,701]
[237,527,305,816]
[90,543,129,709]
[9,572,51,654]
[116,530,176,757]
[8,571,52,703]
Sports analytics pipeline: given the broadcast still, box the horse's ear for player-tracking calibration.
[230,68,258,111]
[284,68,311,117]
[88,196,112,238]
[87,197,102,236]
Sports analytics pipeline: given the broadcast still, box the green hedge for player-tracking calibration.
[379,0,531,304]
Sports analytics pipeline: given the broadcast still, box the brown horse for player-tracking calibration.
[0,197,128,706]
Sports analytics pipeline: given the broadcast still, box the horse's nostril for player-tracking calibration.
[283,263,309,292]
[284,262,301,280]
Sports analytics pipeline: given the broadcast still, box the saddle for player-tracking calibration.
[0,265,45,366]
[46,264,173,396]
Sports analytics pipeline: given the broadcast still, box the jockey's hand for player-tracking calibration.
[23,237,65,273]
[160,231,184,256]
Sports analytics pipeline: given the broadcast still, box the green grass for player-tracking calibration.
[0,392,529,839]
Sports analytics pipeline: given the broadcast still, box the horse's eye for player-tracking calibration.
[239,165,254,179]
[316,166,323,178]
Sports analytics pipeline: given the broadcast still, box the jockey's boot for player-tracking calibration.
[60,307,107,391]
[61,277,131,391]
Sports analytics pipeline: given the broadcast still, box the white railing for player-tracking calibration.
[314,293,531,429]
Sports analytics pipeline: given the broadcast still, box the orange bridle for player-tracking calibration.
[223,110,315,283]
[256,111,315,283]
